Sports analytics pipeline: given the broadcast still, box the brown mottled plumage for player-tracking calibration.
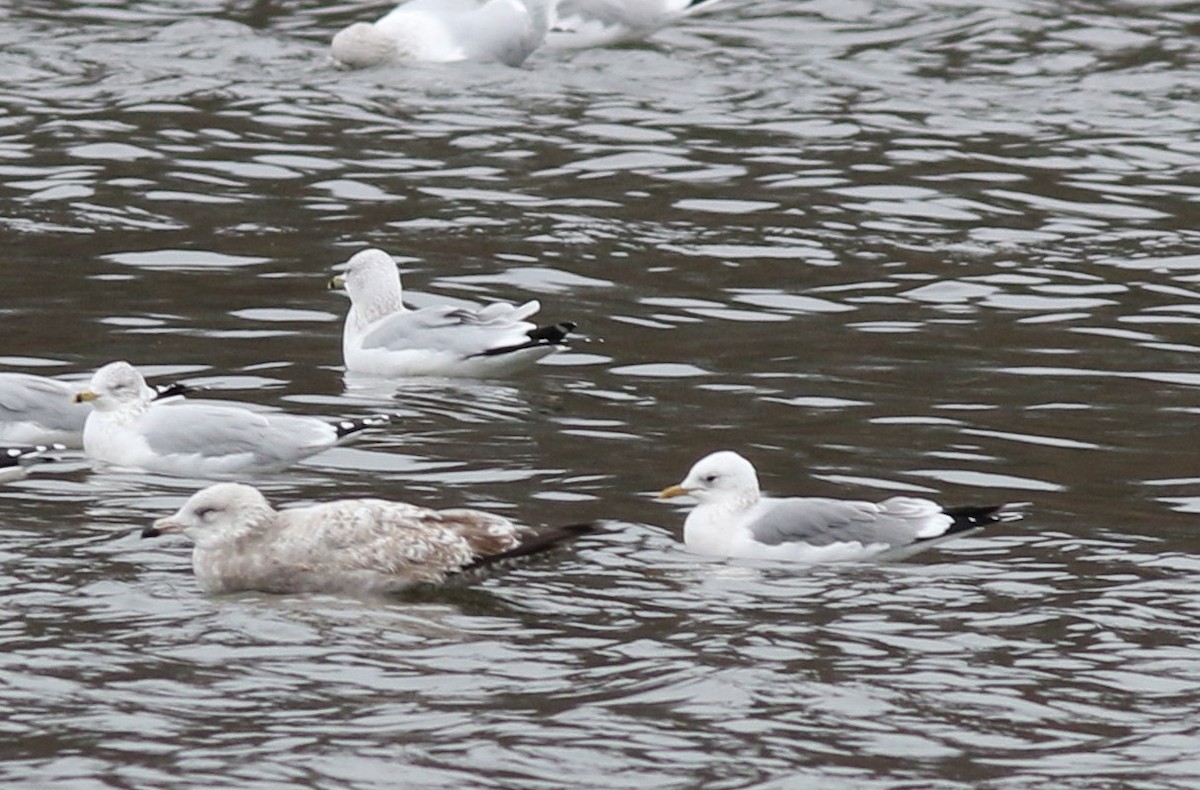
[143,483,595,596]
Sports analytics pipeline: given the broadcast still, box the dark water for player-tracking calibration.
[3,1,1200,787]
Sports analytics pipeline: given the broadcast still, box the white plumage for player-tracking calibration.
[548,0,725,49]
[76,361,383,478]
[660,451,1023,563]
[0,371,188,448]
[330,248,574,379]
[331,0,554,68]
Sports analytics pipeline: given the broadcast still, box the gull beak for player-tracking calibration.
[327,274,346,290]
[658,484,690,500]
[73,390,98,404]
[142,517,183,539]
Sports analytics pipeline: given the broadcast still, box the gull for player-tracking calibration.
[143,482,597,595]
[659,451,1024,562]
[0,371,190,448]
[329,248,575,378]
[0,444,66,484]
[548,0,726,49]
[331,0,554,69]
[75,361,386,477]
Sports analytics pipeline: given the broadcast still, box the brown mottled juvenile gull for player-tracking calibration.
[659,451,1024,563]
[143,482,597,595]
[75,361,385,477]
[329,248,575,379]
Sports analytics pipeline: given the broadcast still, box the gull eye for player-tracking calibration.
[702,474,718,484]
[194,506,217,521]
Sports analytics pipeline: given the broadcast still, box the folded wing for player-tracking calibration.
[359,301,543,357]
[746,496,952,550]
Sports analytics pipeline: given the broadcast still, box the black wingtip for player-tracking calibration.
[152,381,193,400]
[527,321,576,344]
[460,520,602,574]
[939,503,1027,538]
[334,414,391,439]
[476,321,577,358]
[2,443,67,468]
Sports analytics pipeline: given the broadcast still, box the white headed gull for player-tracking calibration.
[331,0,554,68]
[329,248,575,378]
[75,361,386,477]
[143,482,597,595]
[0,371,190,448]
[660,451,1024,562]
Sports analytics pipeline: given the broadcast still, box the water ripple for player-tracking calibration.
[2,0,1200,787]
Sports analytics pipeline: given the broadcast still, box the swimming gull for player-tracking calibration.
[75,361,386,477]
[143,482,598,595]
[0,371,191,448]
[0,444,66,484]
[329,248,575,378]
[659,451,1024,562]
[548,0,725,49]
[331,0,553,68]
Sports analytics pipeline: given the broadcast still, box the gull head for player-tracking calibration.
[659,450,761,505]
[330,248,405,321]
[144,482,275,550]
[74,360,157,411]
[333,248,402,293]
[331,23,398,69]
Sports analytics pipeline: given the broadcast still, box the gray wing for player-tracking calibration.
[138,403,332,463]
[359,303,538,357]
[454,0,552,65]
[552,0,690,34]
[0,374,86,436]
[558,0,722,21]
[390,0,483,15]
[555,0,652,28]
[746,497,926,549]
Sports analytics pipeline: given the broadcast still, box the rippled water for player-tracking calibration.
[3,1,1200,787]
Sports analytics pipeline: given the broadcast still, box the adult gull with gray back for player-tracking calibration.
[331,0,554,68]
[143,482,598,596]
[329,248,575,378]
[548,0,726,49]
[0,371,190,448]
[660,451,1024,562]
[75,361,385,477]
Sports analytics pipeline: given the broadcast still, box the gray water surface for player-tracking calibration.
[2,1,1200,787]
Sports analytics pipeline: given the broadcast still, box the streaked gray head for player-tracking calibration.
[331,23,398,68]
[79,360,156,411]
[678,450,761,504]
[332,249,406,329]
[149,483,275,550]
[341,248,402,298]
